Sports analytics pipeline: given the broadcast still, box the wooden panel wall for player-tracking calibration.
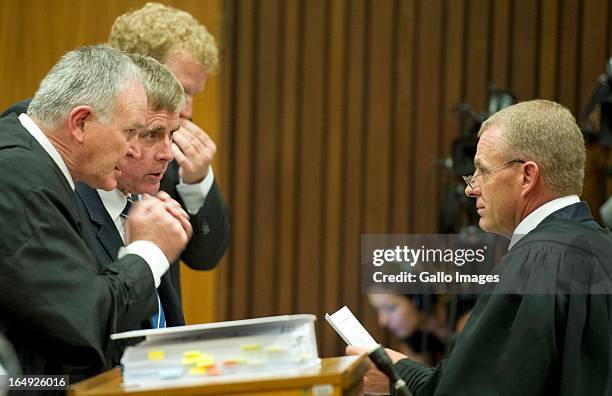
[0,0,223,325]
[220,0,612,358]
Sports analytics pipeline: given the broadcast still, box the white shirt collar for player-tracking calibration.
[97,188,129,223]
[508,195,580,249]
[18,113,75,190]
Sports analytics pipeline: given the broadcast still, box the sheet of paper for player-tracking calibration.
[325,306,378,348]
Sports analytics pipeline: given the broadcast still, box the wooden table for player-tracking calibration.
[68,356,368,396]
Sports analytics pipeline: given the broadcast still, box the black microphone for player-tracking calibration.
[368,345,413,396]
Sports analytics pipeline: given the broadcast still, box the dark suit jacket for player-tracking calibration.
[1,99,232,300]
[0,114,158,382]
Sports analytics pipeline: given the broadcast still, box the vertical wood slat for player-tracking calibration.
[320,0,348,358]
[339,0,367,326]
[490,0,512,89]
[437,0,466,235]
[217,0,237,323]
[296,0,326,318]
[441,0,466,159]
[556,0,580,109]
[413,0,444,234]
[464,0,490,111]
[229,0,257,320]
[250,0,280,318]
[392,0,418,235]
[510,0,539,99]
[362,0,395,344]
[538,0,559,99]
[276,0,300,316]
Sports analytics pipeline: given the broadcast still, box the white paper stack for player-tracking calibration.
[111,314,320,388]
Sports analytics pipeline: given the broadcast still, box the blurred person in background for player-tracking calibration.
[368,294,446,365]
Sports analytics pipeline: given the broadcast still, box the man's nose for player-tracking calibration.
[127,136,142,159]
[157,139,174,161]
[464,184,479,197]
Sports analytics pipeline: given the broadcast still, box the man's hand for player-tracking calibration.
[346,345,408,395]
[172,119,216,184]
[125,193,193,262]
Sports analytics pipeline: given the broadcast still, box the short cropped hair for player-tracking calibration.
[109,2,219,74]
[128,54,185,114]
[28,45,143,131]
[479,99,586,196]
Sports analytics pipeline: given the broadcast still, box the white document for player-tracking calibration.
[325,306,378,348]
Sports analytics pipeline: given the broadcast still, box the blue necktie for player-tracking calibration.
[121,194,166,329]
[151,293,166,329]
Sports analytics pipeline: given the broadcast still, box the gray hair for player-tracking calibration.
[28,45,144,130]
[128,54,185,114]
[479,99,586,196]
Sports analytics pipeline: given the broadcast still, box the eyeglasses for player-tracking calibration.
[463,159,525,189]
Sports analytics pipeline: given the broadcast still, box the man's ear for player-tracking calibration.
[67,106,94,144]
[521,161,540,197]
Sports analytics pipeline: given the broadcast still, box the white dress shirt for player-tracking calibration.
[19,114,74,190]
[176,167,215,214]
[509,195,580,250]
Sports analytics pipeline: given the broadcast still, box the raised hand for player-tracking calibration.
[171,119,217,184]
[125,194,193,262]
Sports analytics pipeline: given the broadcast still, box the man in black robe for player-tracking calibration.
[349,100,612,395]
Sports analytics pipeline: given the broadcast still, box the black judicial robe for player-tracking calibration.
[0,115,158,385]
[395,202,612,395]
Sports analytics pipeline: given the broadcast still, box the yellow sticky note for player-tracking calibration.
[181,356,199,365]
[183,350,201,358]
[266,345,284,352]
[240,344,261,351]
[147,350,165,361]
[196,355,215,368]
[189,367,207,376]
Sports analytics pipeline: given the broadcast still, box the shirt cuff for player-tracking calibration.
[118,240,169,288]
[176,167,214,215]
